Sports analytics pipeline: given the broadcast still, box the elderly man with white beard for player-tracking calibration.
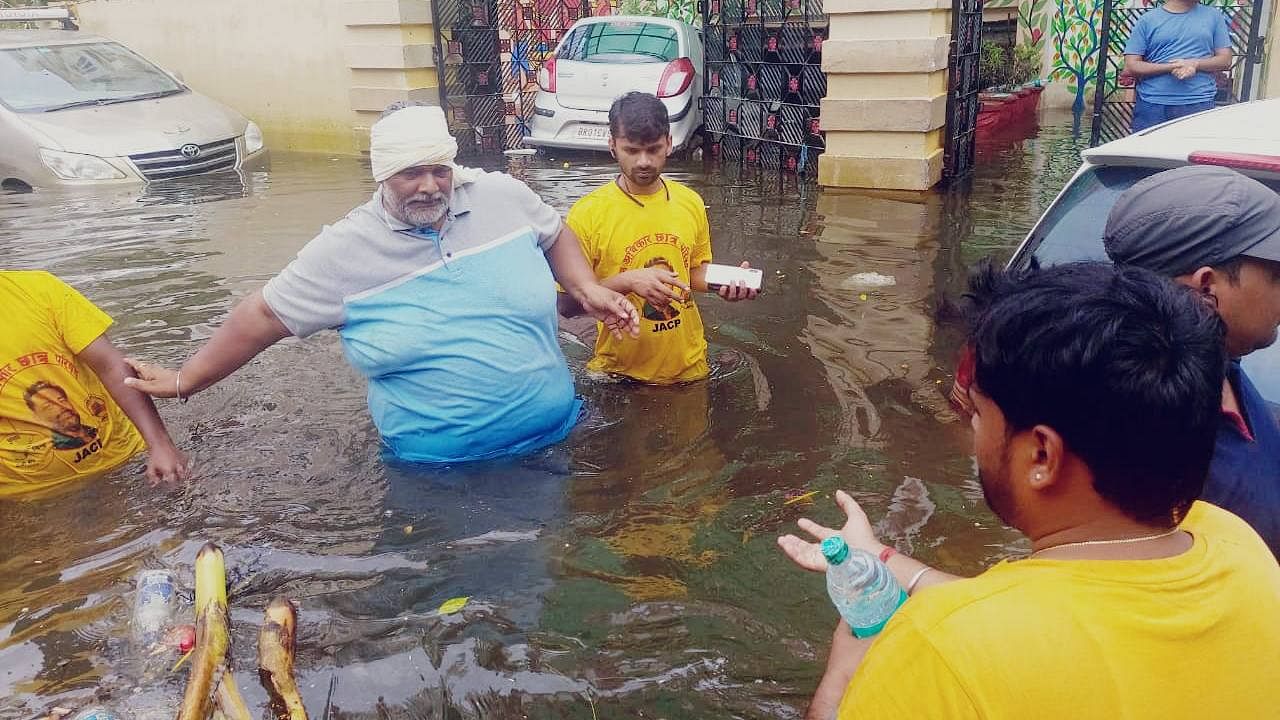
[124,104,639,464]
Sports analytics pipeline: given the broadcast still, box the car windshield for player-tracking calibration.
[558,21,680,63]
[1016,164,1280,404]
[0,40,184,112]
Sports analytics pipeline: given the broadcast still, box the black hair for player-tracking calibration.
[24,381,67,409]
[609,92,669,143]
[964,261,1226,524]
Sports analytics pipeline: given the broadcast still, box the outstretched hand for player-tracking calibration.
[777,489,887,573]
[123,357,181,398]
[576,284,640,339]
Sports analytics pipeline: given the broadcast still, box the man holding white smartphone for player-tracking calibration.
[558,92,758,384]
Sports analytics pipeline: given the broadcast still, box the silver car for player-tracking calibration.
[0,29,267,191]
[523,16,703,153]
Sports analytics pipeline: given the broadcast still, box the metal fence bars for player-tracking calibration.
[944,0,983,180]
[702,0,828,177]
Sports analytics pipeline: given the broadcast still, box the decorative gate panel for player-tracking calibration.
[702,0,828,177]
[433,0,614,154]
[944,0,983,181]
[1089,0,1265,146]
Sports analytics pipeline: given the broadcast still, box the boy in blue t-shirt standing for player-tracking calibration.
[1123,0,1232,132]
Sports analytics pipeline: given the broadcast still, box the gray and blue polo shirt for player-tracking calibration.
[262,171,580,464]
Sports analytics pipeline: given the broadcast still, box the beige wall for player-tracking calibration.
[75,0,438,154]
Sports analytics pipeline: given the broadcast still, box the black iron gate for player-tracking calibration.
[945,0,984,180]
[1090,0,1266,146]
[432,0,591,154]
[701,0,828,177]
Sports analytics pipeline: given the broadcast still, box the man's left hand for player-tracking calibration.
[719,261,760,302]
[576,284,640,339]
[1171,59,1197,80]
[778,489,888,573]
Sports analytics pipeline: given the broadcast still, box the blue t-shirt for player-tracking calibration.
[1124,4,1231,105]
[262,172,581,464]
[1203,363,1280,558]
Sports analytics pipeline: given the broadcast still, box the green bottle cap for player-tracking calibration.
[820,536,849,565]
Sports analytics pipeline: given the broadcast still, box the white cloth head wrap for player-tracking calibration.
[369,105,483,185]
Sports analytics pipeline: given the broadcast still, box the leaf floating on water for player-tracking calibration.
[172,648,193,673]
[784,490,820,506]
[859,293,869,302]
[438,596,470,615]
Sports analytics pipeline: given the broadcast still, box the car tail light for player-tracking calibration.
[657,57,695,98]
[1189,151,1280,174]
[538,56,557,93]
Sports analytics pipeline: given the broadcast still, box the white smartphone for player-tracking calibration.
[703,263,764,292]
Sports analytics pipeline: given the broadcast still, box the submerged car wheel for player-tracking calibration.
[1,178,33,194]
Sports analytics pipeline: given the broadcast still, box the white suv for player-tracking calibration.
[523,16,703,152]
[1009,98,1280,402]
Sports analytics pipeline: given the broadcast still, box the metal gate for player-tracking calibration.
[432,0,601,154]
[1089,0,1266,146]
[701,0,828,177]
[944,0,984,180]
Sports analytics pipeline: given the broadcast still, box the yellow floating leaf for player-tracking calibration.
[858,293,868,301]
[171,648,193,673]
[438,596,470,615]
[784,490,820,505]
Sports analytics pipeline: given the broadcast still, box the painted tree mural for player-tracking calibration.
[1048,0,1104,111]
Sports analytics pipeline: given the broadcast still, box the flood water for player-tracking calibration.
[0,112,1087,720]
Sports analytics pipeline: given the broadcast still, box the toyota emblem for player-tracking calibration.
[180,144,200,159]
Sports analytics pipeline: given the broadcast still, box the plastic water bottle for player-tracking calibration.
[131,569,175,648]
[821,536,907,638]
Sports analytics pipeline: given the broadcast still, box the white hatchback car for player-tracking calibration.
[1010,98,1280,402]
[523,16,703,153]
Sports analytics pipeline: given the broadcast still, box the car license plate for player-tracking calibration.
[575,125,609,141]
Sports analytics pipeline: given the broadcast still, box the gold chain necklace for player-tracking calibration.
[1029,527,1181,558]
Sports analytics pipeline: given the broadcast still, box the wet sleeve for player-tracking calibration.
[261,224,352,338]
[1213,10,1231,50]
[49,274,113,354]
[502,174,565,252]
[690,196,713,267]
[836,617,980,720]
[1123,14,1149,56]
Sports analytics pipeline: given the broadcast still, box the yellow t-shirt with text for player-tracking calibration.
[0,271,145,494]
[839,501,1280,719]
[567,179,713,384]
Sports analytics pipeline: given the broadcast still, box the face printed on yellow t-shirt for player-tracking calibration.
[0,271,145,492]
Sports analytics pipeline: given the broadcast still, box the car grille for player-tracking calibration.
[128,138,238,181]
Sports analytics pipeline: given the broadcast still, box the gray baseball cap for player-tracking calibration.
[1103,165,1280,276]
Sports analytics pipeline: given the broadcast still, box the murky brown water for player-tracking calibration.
[0,112,1088,720]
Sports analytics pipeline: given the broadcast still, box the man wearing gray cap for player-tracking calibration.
[1104,164,1280,556]
[122,104,640,464]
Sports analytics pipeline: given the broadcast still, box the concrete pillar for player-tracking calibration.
[818,0,951,191]
[342,0,439,150]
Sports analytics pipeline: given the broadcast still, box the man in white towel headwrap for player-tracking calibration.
[123,103,639,463]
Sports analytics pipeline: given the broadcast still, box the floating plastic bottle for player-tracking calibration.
[131,569,176,649]
[821,536,907,638]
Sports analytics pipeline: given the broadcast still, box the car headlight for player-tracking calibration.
[244,122,264,155]
[38,149,126,181]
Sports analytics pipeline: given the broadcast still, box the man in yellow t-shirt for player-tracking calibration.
[560,92,757,384]
[777,263,1280,719]
[0,271,188,495]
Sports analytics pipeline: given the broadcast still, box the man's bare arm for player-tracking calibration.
[125,290,292,398]
[1124,54,1177,78]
